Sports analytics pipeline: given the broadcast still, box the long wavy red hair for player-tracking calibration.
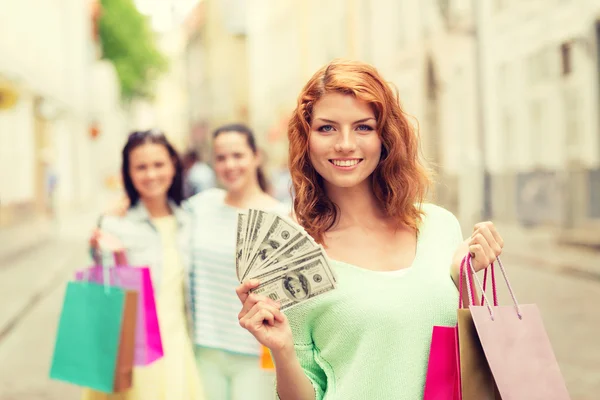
[288,59,430,244]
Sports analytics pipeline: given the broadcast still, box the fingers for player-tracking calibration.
[241,301,282,327]
[235,279,261,304]
[473,221,504,249]
[238,292,280,320]
[96,231,125,252]
[469,221,504,271]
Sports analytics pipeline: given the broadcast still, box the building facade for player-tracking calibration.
[479,0,600,234]
[184,0,250,154]
[0,0,127,228]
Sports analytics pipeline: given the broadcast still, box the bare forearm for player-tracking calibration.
[450,261,460,288]
[272,347,316,400]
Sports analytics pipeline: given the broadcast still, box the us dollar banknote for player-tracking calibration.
[242,215,304,280]
[235,211,248,280]
[255,235,320,274]
[250,256,336,310]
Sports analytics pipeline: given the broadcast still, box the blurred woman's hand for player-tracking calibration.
[89,229,125,252]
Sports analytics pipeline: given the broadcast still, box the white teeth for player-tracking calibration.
[332,159,360,167]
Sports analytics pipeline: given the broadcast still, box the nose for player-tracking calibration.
[146,167,158,179]
[335,128,357,153]
[224,157,236,170]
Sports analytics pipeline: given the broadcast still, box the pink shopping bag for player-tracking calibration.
[76,251,164,366]
[424,256,490,400]
[466,256,570,400]
[424,257,472,400]
[423,325,461,400]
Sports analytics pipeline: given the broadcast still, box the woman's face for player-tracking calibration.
[308,92,382,191]
[128,143,176,202]
[213,131,260,193]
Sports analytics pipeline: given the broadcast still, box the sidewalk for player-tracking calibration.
[0,216,54,266]
[497,223,600,281]
[0,193,114,341]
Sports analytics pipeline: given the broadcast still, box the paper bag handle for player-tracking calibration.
[458,255,477,309]
[467,255,523,320]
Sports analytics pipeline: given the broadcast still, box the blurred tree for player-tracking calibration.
[98,0,168,100]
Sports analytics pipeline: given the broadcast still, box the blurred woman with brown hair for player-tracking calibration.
[188,124,289,400]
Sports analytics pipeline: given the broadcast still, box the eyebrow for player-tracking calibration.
[314,117,376,124]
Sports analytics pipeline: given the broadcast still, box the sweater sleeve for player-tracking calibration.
[276,305,328,400]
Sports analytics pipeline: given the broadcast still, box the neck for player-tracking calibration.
[225,184,264,208]
[325,180,386,230]
[141,196,172,218]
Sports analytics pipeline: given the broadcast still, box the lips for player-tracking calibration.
[329,159,362,167]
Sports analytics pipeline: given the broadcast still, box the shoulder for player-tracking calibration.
[420,203,459,225]
[185,188,226,211]
[254,194,292,217]
[419,203,463,242]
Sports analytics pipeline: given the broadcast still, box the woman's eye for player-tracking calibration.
[356,124,374,132]
[318,125,334,132]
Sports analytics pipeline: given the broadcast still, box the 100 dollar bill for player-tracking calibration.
[250,256,336,310]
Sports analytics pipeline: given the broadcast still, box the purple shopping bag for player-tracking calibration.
[76,251,164,366]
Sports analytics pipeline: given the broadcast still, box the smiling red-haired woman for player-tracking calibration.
[236,59,505,400]
[288,59,430,244]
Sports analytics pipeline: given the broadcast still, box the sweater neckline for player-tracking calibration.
[329,227,424,276]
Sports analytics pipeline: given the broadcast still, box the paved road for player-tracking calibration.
[0,241,598,399]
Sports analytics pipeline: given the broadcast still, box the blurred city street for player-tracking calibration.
[0,213,599,399]
[2,0,600,399]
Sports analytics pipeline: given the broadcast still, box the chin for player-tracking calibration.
[224,180,244,192]
[325,176,369,189]
[139,191,169,201]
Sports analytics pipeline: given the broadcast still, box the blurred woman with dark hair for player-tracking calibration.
[84,130,204,400]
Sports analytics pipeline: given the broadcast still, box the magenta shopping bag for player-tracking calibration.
[423,325,460,400]
[76,253,163,366]
[424,256,480,400]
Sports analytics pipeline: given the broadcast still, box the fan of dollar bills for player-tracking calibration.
[236,209,337,310]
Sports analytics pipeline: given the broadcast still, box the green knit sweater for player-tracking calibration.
[283,204,462,400]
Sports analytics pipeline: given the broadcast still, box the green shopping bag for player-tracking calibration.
[49,281,129,393]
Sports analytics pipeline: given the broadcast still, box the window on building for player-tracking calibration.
[561,42,572,76]
[595,20,600,112]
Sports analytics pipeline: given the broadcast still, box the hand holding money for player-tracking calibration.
[235,209,337,311]
[236,280,294,352]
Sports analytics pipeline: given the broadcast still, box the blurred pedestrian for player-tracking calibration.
[84,130,205,400]
[182,149,216,198]
[187,123,290,400]
[236,60,505,399]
